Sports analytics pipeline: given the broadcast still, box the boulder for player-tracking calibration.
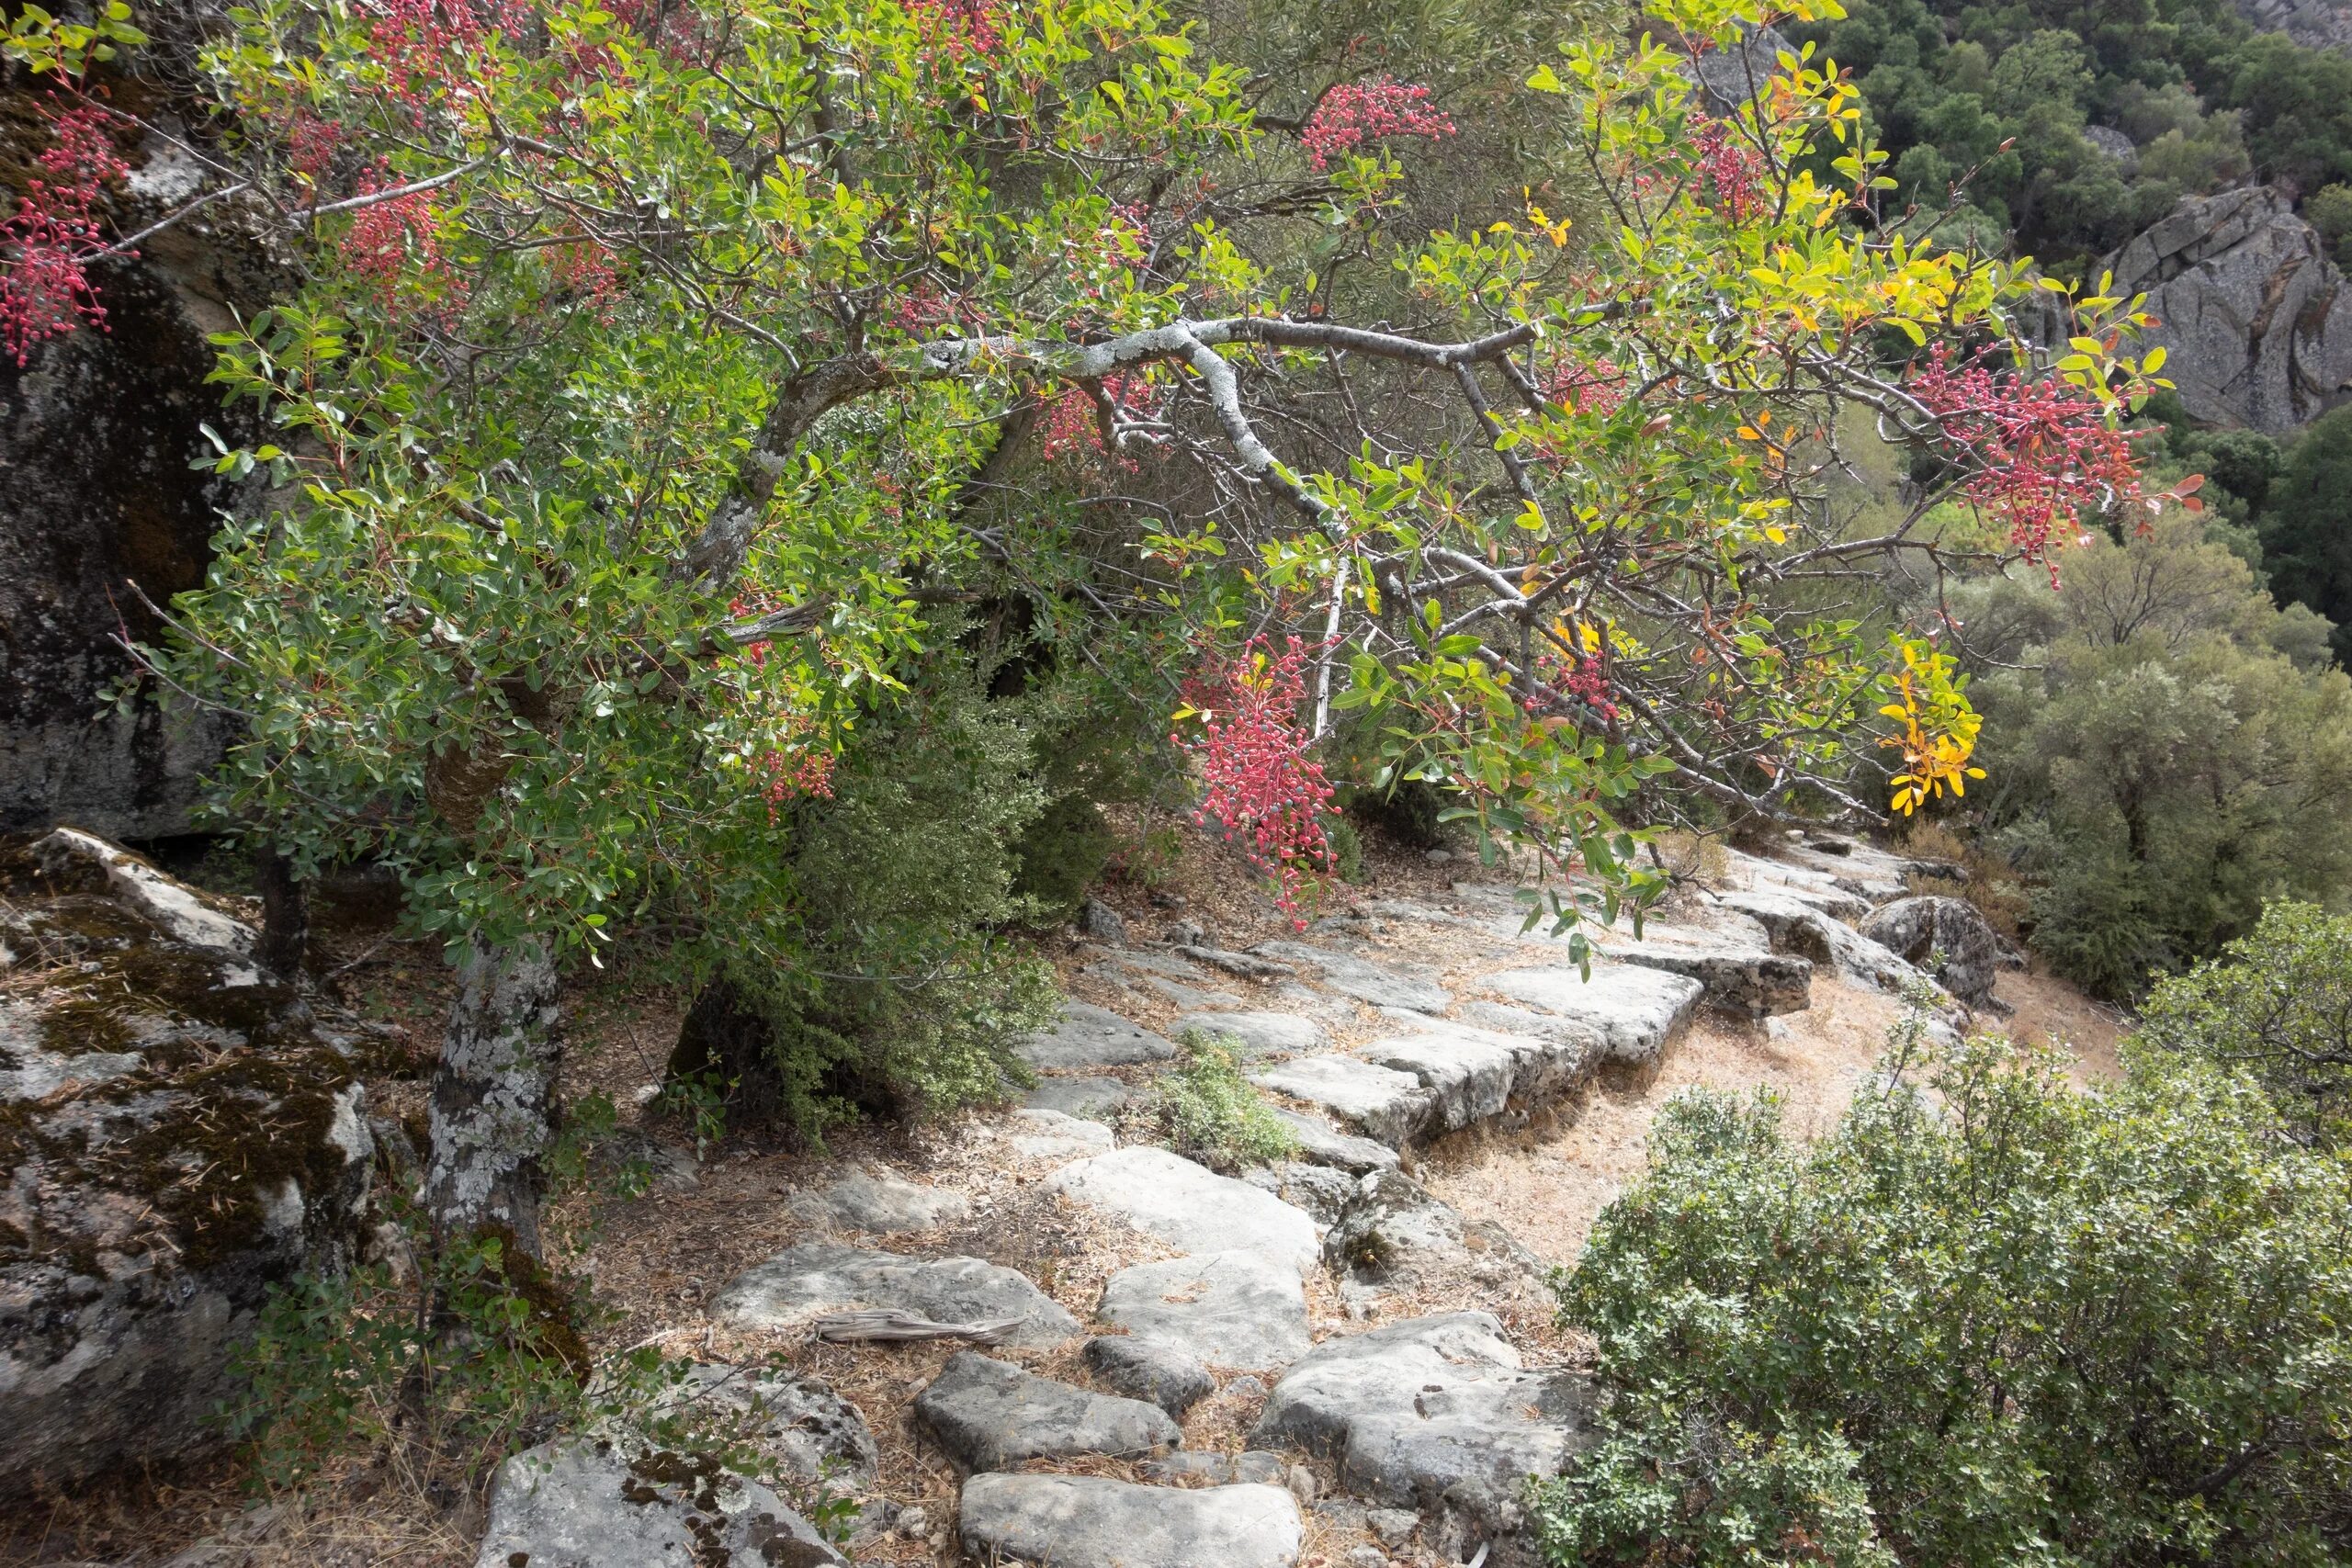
[1320,1171,1544,1292]
[957,1474,1304,1568]
[1250,942,1451,1012]
[1080,897,1128,943]
[711,1243,1078,1348]
[0,832,376,1499]
[1175,1010,1326,1059]
[1683,21,1795,115]
[786,1166,969,1234]
[1084,1334,1216,1417]
[1098,1249,1312,1370]
[1860,896,2007,1007]
[1250,1055,1436,1148]
[471,1438,847,1568]
[1717,889,1961,1013]
[913,1352,1178,1472]
[2107,186,2352,434]
[1253,1314,1599,1548]
[1482,964,1704,1066]
[1016,1002,1177,1071]
[1046,1146,1320,1274]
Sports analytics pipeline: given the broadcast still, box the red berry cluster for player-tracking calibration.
[1526,652,1621,723]
[752,744,836,819]
[1,105,127,367]
[908,0,1007,62]
[1541,353,1628,416]
[548,236,620,321]
[1298,78,1456,172]
[1908,344,2152,581]
[1689,115,1766,224]
[1040,370,1159,471]
[1177,637,1337,925]
[339,166,468,315]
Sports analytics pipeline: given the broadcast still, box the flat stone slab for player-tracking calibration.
[1252,1313,1599,1526]
[1085,1334,1216,1417]
[1046,1146,1320,1275]
[1482,964,1704,1066]
[787,1166,969,1234]
[914,1351,1176,1472]
[1022,1075,1130,1117]
[1273,1110,1399,1174]
[1321,1170,1543,1292]
[1246,1160,1361,1224]
[712,1242,1079,1348]
[1017,1001,1178,1070]
[472,1438,846,1568]
[1007,1108,1116,1160]
[639,1362,877,1495]
[1100,1249,1311,1370]
[1355,1029,1521,1133]
[1252,942,1451,1012]
[958,1474,1305,1568]
[1250,1055,1435,1148]
[1606,939,1812,1019]
[1175,1010,1326,1058]
[1139,1450,1289,1486]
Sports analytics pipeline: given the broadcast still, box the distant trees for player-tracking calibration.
[2258,404,2352,669]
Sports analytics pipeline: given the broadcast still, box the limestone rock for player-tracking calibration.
[1175,944,1295,981]
[1683,22,1794,115]
[1175,1010,1326,1058]
[1138,1450,1290,1485]
[1020,1076,1129,1118]
[1046,1146,1320,1274]
[2234,0,2352,53]
[957,1474,1305,1568]
[1246,1160,1363,1224]
[471,1438,847,1568]
[1251,1055,1437,1148]
[1251,942,1452,1013]
[2107,186,2352,434]
[1080,897,1128,943]
[913,1351,1178,1472]
[1084,1333,1216,1417]
[1717,889,1960,1012]
[1482,964,1704,1066]
[1321,1171,1544,1292]
[0,835,375,1499]
[1017,1001,1178,1070]
[1607,938,1812,1019]
[639,1362,878,1499]
[1860,895,2007,1007]
[1099,1249,1312,1370]
[1006,1108,1115,1160]
[1253,1314,1599,1540]
[1272,1110,1401,1174]
[787,1166,969,1234]
[712,1243,1078,1348]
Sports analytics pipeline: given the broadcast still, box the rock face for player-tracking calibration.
[472,1438,848,1568]
[914,1352,1178,1472]
[0,830,376,1499]
[1483,964,1705,1066]
[1321,1171,1543,1293]
[2234,0,2352,51]
[957,1474,1305,1568]
[2107,187,2352,434]
[711,1243,1079,1348]
[1860,895,2008,1007]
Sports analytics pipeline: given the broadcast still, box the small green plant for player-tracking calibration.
[1159,1032,1298,1171]
[1324,817,1367,885]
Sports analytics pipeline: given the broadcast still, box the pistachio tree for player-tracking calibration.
[6,0,2179,1247]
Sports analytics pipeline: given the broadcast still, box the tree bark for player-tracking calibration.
[254,847,309,978]
[424,938,562,1257]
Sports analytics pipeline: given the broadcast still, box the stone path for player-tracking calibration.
[485,829,1973,1568]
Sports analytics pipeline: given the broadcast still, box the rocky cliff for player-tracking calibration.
[2106,186,2352,434]
[2233,0,2352,51]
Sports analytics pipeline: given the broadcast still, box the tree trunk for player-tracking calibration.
[424,939,562,1258]
[254,847,309,978]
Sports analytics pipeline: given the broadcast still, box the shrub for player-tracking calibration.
[2137,900,2352,1147]
[1159,1033,1298,1171]
[1535,1019,2352,1568]
[1324,817,1367,885]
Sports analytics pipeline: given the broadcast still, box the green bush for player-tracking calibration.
[1536,1020,2352,1568]
[1324,817,1366,885]
[2137,900,2352,1148]
[1159,1033,1298,1171]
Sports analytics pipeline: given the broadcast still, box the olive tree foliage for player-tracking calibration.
[6,0,2180,1235]
[2138,900,2352,1148]
[1538,1022,2352,1568]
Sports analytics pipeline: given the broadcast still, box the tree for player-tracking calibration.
[2261,402,2352,669]
[1536,1024,2352,1567]
[6,0,2180,1249]
[2137,900,2352,1147]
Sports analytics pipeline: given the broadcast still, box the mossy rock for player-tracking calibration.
[1,830,379,1500]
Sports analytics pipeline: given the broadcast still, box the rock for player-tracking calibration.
[787,1166,969,1234]
[1482,964,1704,1066]
[712,1242,1079,1348]
[1344,1548,1389,1568]
[0,834,376,1499]
[1085,1334,1217,1417]
[2235,0,2352,58]
[1683,21,1794,115]
[471,1438,847,1568]
[1176,1010,1326,1059]
[1250,1055,1436,1148]
[1716,890,1961,1010]
[1251,942,1452,1012]
[1007,1108,1116,1160]
[1272,1110,1400,1174]
[2084,124,2137,164]
[1715,847,1873,921]
[1046,1146,1320,1275]
[1354,1028,1521,1133]
[1252,1313,1600,1532]
[1099,1249,1312,1370]
[914,1351,1178,1472]
[957,1474,1305,1568]
[1607,938,1812,1019]
[1176,944,1295,981]
[1017,1001,1178,1070]
[1321,1171,1544,1292]
[1136,974,1249,1010]
[1021,1076,1130,1117]
[640,1362,878,1499]
[1247,1160,1363,1224]
[1369,1506,1420,1547]
[1138,1450,1289,1485]
[1860,895,2007,1007]
[1287,1462,1318,1506]
[1080,897,1128,943]
[2106,186,2352,434]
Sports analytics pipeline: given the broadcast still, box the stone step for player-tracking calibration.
[1480,963,1705,1066]
[1173,1009,1327,1057]
[1046,1145,1320,1275]
[913,1351,1177,1472]
[711,1242,1079,1348]
[1017,1001,1177,1070]
[958,1474,1304,1568]
[1098,1248,1312,1371]
[1250,941,1452,1012]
